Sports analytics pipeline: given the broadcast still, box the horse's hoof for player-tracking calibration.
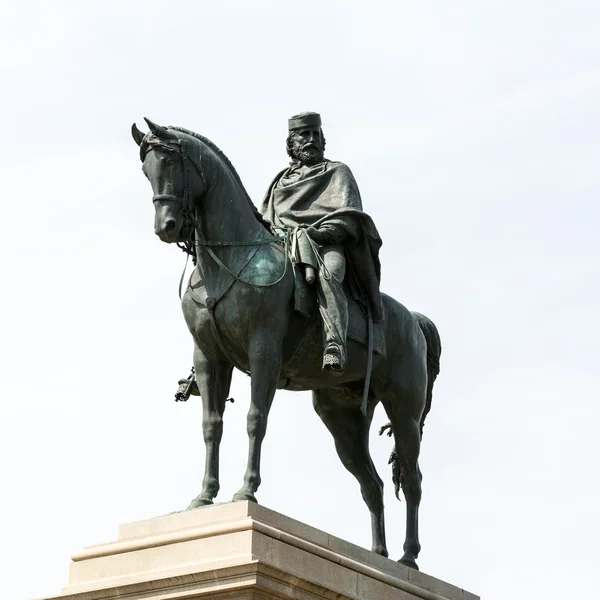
[372,545,389,558]
[232,491,258,503]
[398,557,419,570]
[187,497,213,509]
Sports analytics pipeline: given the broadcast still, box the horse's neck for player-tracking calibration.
[199,169,270,243]
[194,161,272,278]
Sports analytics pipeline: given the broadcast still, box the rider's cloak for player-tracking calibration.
[260,160,384,322]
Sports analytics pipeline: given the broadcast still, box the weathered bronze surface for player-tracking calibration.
[132,115,441,570]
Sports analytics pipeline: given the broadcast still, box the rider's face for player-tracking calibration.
[290,127,324,164]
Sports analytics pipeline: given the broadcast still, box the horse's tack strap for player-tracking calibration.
[199,231,290,289]
[178,253,190,301]
[361,305,374,416]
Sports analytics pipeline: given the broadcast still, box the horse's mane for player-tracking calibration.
[168,126,270,230]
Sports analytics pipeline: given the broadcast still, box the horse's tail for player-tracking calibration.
[379,311,441,499]
[411,311,441,438]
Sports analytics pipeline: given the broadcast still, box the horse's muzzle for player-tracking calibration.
[155,218,180,243]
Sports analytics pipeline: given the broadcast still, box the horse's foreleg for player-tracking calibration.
[187,346,232,509]
[233,329,282,503]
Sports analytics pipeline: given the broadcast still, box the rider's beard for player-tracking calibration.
[291,141,324,165]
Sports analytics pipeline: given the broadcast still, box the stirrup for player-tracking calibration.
[322,343,346,372]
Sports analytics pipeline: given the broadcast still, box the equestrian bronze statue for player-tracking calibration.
[131,114,441,570]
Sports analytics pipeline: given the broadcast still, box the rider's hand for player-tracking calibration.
[306,226,329,244]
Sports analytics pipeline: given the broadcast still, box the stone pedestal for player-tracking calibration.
[41,502,478,600]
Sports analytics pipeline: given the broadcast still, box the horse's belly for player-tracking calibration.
[279,325,374,391]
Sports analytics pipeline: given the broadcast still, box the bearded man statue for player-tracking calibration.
[261,112,383,372]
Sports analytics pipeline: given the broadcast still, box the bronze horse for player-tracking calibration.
[132,118,441,570]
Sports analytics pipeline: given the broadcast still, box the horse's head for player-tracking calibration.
[132,118,206,244]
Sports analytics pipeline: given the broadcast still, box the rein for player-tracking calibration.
[196,234,290,290]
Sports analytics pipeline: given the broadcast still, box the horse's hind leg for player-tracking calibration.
[313,389,388,557]
[187,345,232,509]
[395,417,423,569]
[381,388,424,569]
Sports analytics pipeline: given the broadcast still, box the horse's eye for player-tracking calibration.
[165,158,175,167]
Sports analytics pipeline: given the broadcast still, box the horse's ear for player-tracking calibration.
[131,123,145,146]
[144,117,171,139]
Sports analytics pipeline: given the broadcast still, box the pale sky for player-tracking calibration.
[1,1,599,599]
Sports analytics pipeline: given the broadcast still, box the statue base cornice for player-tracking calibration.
[39,502,478,600]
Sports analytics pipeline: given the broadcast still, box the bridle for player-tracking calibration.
[146,137,204,257]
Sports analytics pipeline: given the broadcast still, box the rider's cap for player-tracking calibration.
[288,112,322,131]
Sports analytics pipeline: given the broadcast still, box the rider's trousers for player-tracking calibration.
[316,245,348,350]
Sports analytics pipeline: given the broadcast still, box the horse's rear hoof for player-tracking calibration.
[398,557,419,570]
[232,491,257,503]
